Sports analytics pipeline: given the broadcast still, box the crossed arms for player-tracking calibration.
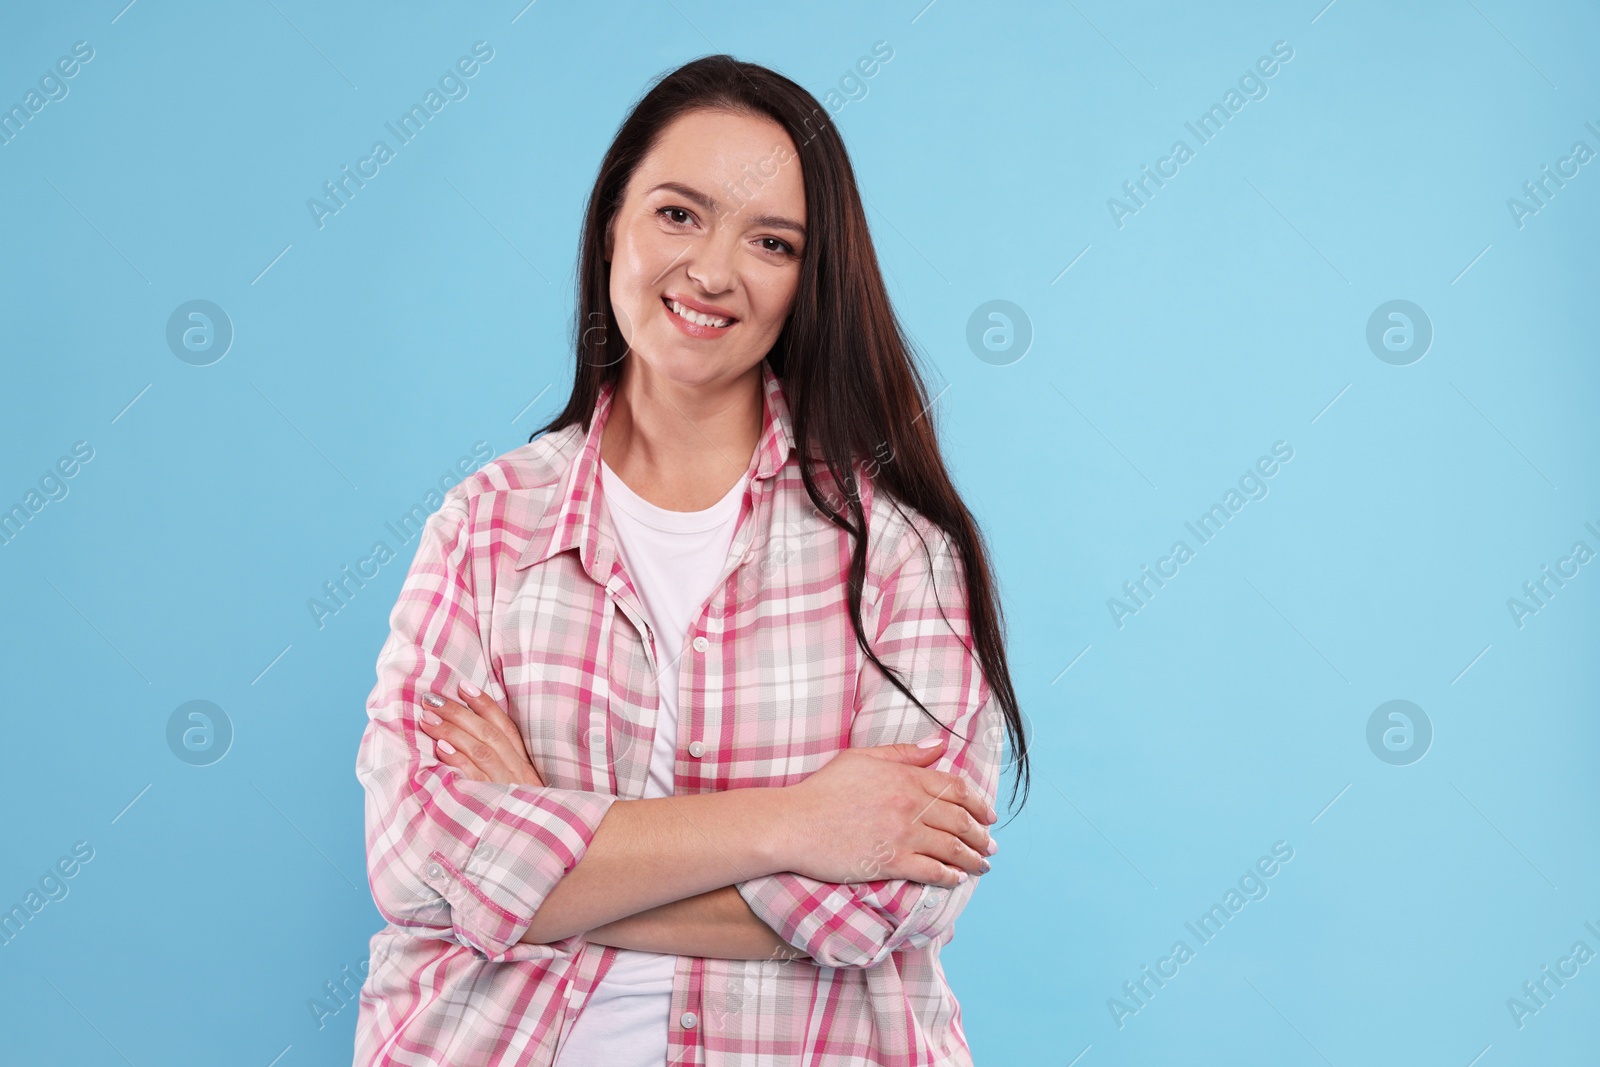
[356,494,1000,969]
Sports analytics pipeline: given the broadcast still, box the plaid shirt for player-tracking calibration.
[354,358,1000,1066]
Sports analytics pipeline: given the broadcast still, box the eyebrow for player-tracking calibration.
[648,181,807,238]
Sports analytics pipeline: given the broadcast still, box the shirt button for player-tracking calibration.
[680,1010,699,1029]
[688,740,706,758]
[692,635,709,653]
[426,863,444,879]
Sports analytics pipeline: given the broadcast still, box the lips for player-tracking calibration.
[661,296,738,339]
[663,296,736,328]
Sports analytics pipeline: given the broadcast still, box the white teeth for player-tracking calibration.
[668,299,732,328]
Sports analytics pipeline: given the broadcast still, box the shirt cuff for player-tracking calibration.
[736,870,968,969]
[418,785,618,959]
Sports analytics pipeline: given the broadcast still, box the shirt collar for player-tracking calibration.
[516,357,795,575]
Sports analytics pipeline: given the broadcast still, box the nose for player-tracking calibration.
[683,230,738,295]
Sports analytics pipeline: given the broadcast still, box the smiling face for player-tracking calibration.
[604,107,807,390]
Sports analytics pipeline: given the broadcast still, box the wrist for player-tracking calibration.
[743,785,798,875]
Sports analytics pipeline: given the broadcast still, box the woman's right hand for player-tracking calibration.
[777,735,998,889]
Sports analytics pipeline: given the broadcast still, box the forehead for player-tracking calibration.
[630,108,805,219]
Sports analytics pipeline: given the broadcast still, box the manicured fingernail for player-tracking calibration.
[956,870,968,883]
[979,859,991,873]
[917,734,945,748]
[421,710,442,726]
[985,838,998,856]
[437,739,456,754]
[986,808,998,824]
[422,693,445,708]
[459,679,481,698]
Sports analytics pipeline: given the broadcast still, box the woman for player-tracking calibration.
[354,54,1029,1067]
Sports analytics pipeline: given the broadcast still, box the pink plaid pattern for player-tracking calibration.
[354,358,1000,1066]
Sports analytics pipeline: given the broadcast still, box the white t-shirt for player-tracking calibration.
[551,457,748,1067]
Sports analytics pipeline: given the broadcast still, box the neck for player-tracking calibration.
[600,357,763,510]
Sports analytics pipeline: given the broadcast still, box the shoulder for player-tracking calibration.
[466,425,584,497]
[778,450,960,595]
[857,474,962,608]
[430,423,585,533]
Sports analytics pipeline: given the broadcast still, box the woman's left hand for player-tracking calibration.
[417,681,546,788]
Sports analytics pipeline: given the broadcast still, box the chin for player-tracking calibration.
[633,342,756,387]
[632,341,715,379]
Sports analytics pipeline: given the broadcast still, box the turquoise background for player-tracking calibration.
[2,0,1597,1063]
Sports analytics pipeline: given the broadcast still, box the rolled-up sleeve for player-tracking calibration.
[737,516,1002,969]
[356,489,618,962]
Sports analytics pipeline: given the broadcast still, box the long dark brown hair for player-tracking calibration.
[530,55,1030,814]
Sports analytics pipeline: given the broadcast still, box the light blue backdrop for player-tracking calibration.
[2,1,1596,1064]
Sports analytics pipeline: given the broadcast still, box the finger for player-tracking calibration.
[910,823,987,879]
[859,737,947,765]
[917,767,996,826]
[896,843,970,889]
[457,687,544,790]
[921,799,992,876]
[430,734,488,781]
[457,733,517,782]
[453,687,546,788]
[418,698,520,782]
[922,796,996,865]
[421,692,547,788]
[425,693,502,752]
[457,684,534,759]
